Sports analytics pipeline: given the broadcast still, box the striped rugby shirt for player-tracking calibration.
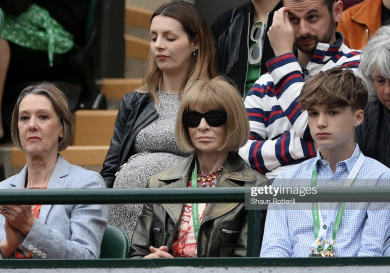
[238,32,361,179]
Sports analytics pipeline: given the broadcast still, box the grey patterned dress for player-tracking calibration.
[109,91,190,244]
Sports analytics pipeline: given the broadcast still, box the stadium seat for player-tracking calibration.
[100,224,130,258]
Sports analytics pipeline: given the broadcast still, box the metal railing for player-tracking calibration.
[2,186,390,204]
[1,187,390,268]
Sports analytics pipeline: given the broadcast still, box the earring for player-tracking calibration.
[193,50,196,56]
[60,133,64,139]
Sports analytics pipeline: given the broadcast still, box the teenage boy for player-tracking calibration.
[260,68,390,257]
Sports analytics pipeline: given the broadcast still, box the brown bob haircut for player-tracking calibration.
[176,76,250,152]
[11,82,74,152]
[300,68,368,111]
[139,1,217,102]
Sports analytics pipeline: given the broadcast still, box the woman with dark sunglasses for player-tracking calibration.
[100,2,218,243]
[129,77,268,258]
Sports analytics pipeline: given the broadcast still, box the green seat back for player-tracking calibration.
[100,224,130,258]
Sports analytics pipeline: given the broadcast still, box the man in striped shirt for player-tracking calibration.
[238,0,361,180]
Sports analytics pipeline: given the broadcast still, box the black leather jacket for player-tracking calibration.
[129,152,268,258]
[211,1,283,97]
[356,102,390,168]
[100,91,158,188]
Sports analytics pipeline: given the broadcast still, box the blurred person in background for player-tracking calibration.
[356,25,390,168]
[211,0,283,98]
[100,1,217,242]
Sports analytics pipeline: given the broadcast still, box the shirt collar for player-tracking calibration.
[293,31,344,61]
[314,144,361,173]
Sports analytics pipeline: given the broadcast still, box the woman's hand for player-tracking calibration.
[143,246,174,259]
[0,205,36,235]
[0,220,24,258]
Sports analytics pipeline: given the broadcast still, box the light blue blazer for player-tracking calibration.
[0,155,108,259]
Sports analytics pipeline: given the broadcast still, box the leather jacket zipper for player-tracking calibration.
[243,12,250,99]
[221,229,239,234]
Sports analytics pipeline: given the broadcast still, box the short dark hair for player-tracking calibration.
[300,68,368,111]
[11,82,74,151]
[323,0,337,13]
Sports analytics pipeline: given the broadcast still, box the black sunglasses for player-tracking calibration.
[182,110,227,127]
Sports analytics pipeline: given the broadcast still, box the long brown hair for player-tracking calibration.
[138,1,217,102]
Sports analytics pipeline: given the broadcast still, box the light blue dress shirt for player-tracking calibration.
[260,145,390,257]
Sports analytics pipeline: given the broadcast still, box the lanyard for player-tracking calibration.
[191,160,201,241]
[310,151,365,256]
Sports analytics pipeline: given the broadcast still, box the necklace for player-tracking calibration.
[196,167,223,187]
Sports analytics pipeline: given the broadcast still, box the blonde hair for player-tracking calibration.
[11,82,74,152]
[138,1,217,102]
[176,77,249,152]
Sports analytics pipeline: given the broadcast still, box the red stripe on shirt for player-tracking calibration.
[280,134,289,163]
[288,103,301,120]
[308,141,315,158]
[253,141,265,174]
[275,74,302,96]
[267,53,295,68]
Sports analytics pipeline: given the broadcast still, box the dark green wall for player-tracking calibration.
[96,0,125,78]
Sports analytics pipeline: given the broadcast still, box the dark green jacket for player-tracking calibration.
[129,152,267,258]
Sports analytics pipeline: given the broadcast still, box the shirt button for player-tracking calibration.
[28,245,33,250]
[42,253,47,259]
[322,160,327,166]
[32,248,37,253]
[37,251,42,256]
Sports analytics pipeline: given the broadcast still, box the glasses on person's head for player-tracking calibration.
[182,110,227,127]
[248,22,266,65]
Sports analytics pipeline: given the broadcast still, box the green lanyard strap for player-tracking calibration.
[311,151,363,255]
[191,160,201,241]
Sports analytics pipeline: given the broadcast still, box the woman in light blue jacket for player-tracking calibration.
[0,83,108,259]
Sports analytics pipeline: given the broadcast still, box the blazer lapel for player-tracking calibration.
[39,155,70,224]
[10,166,28,189]
[202,179,240,224]
[159,154,194,225]
[161,178,188,225]
[202,152,256,224]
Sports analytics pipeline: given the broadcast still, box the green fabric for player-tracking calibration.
[245,42,261,98]
[191,160,201,242]
[245,22,267,98]
[2,4,74,66]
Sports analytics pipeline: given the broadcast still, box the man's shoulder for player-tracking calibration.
[338,43,361,56]
[254,72,274,85]
[276,158,315,180]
